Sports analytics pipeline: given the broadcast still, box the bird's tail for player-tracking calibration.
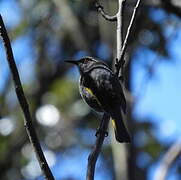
[111,110,131,143]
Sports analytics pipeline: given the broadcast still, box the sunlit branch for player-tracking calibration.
[115,0,142,77]
[115,0,126,78]
[0,14,55,180]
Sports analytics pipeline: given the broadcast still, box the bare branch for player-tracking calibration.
[86,113,110,180]
[154,139,181,180]
[115,0,142,77]
[115,0,126,76]
[95,2,117,22]
[0,15,55,180]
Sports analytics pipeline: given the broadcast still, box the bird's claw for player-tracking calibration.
[118,75,124,82]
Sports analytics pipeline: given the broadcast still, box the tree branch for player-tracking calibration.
[115,0,142,77]
[115,0,126,77]
[86,113,110,180]
[0,15,55,180]
[116,0,124,52]
[95,2,117,22]
[154,139,181,180]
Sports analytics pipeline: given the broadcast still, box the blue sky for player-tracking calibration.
[132,8,181,180]
[132,9,181,144]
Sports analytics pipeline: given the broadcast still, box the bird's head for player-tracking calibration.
[65,56,99,74]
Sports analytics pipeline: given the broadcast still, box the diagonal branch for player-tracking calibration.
[154,139,181,180]
[0,15,55,180]
[86,113,110,180]
[95,1,117,22]
[115,0,142,77]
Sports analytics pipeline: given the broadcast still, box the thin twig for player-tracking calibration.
[116,0,142,77]
[154,139,181,180]
[86,113,110,180]
[95,2,117,22]
[0,15,55,180]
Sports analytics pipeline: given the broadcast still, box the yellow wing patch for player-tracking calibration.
[111,119,116,129]
[85,87,102,107]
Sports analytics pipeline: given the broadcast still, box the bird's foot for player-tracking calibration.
[118,75,124,82]
[95,129,108,137]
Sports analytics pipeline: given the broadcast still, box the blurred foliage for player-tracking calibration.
[0,0,181,180]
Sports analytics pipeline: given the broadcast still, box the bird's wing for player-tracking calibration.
[87,67,126,113]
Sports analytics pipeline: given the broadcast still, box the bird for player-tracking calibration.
[66,56,130,143]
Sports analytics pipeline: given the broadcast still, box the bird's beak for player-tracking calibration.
[65,60,78,65]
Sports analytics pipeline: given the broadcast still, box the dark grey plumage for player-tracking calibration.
[66,57,130,143]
